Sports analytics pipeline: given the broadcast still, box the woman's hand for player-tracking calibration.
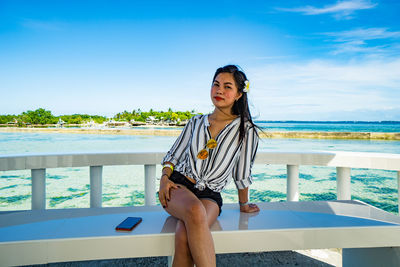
[158,176,180,208]
[240,203,260,213]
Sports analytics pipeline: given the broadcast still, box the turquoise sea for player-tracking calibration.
[108,121,400,132]
[256,121,400,133]
[1,121,399,213]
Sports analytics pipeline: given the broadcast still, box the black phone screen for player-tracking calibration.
[115,217,142,231]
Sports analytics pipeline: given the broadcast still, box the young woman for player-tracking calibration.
[158,65,260,267]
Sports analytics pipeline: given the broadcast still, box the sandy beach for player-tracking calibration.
[1,127,399,140]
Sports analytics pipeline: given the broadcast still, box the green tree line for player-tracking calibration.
[0,108,200,126]
[113,108,199,123]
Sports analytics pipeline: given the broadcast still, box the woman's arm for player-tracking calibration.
[232,125,259,190]
[158,162,180,208]
[158,118,195,208]
[161,117,194,166]
[234,125,260,213]
[238,187,260,213]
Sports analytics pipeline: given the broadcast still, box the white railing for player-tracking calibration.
[1,151,400,212]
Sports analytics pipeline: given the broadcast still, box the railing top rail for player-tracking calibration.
[1,151,400,171]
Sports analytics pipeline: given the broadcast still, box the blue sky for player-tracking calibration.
[0,0,399,121]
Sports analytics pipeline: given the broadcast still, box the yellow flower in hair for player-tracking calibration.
[206,138,217,149]
[243,80,250,93]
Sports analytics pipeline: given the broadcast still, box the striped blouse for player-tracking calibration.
[162,114,259,192]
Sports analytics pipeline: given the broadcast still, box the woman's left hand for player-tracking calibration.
[240,203,260,213]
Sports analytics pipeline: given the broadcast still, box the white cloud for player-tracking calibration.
[277,0,377,19]
[324,28,400,42]
[248,59,400,120]
[322,28,400,56]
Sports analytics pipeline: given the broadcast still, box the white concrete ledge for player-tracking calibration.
[1,151,400,171]
[1,201,400,266]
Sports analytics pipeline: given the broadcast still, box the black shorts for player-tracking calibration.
[169,171,223,215]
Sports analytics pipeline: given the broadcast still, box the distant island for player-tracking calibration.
[2,108,399,128]
[0,108,201,128]
[1,108,399,140]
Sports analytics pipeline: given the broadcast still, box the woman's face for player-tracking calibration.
[210,73,242,112]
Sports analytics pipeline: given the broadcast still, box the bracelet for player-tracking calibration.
[163,163,174,172]
[238,201,248,207]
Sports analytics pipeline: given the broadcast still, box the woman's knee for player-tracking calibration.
[184,201,207,225]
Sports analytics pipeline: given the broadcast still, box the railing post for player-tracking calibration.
[145,165,157,206]
[287,165,299,201]
[397,171,400,215]
[31,168,46,210]
[90,166,103,208]
[168,255,173,267]
[337,167,351,200]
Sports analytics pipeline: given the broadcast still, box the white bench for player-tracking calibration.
[1,200,400,266]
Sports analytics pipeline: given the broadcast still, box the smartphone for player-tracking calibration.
[115,217,142,231]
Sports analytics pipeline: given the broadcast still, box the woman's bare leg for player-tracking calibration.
[173,220,194,267]
[165,186,219,267]
[172,199,220,267]
[200,199,220,227]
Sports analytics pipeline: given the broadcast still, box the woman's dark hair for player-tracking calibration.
[212,64,260,143]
